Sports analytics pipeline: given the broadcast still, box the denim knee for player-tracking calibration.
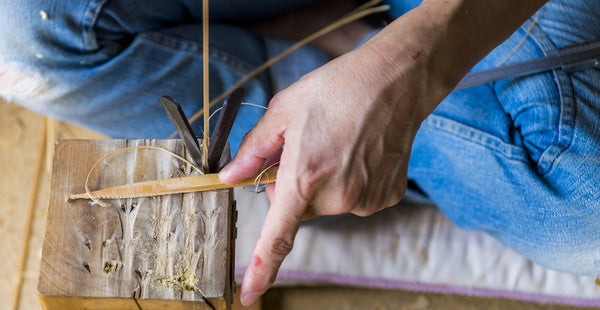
[0,1,69,103]
[0,0,330,148]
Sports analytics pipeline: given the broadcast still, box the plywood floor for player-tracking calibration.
[1,99,594,310]
[1,100,100,310]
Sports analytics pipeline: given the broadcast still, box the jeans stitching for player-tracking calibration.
[526,24,576,176]
[81,0,112,51]
[423,115,529,163]
[140,31,261,77]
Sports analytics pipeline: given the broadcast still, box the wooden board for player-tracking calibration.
[38,139,235,310]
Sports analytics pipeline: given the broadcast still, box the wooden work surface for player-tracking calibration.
[38,139,234,309]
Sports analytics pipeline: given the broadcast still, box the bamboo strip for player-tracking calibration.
[202,0,210,171]
[69,166,278,200]
[179,3,390,132]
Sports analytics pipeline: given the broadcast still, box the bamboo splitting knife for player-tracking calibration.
[160,95,206,172]
[456,39,600,89]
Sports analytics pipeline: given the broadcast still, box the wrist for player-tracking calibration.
[359,0,547,120]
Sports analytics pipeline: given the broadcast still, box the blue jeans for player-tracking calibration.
[0,0,327,154]
[400,1,600,276]
[1,0,599,276]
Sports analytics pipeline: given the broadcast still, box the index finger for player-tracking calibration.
[239,159,308,306]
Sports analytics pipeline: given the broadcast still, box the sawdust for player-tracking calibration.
[150,193,206,296]
[103,260,123,273]
[157,265,201,293]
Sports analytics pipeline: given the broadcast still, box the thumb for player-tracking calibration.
[219,110,284,184]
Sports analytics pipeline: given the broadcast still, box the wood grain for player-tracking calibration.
[0,102,46,310]
[38,139,235,310]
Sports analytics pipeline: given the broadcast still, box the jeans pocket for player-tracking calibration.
[494,24,576,176]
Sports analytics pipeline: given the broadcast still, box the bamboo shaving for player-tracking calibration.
[69,164,279,200]
[253,161,280,193]
[206,102,268,128]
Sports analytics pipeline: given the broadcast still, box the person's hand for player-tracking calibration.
[219,29,438,307]
[220,4,455,305]
[219,0,547,305]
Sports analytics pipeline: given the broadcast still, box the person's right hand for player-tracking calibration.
[219,0,548,306]
[220,14,450,308]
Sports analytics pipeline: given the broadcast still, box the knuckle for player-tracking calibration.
[266,272,277,287]
[269,235,294,258]
[267,92,289,113]
[340,186,362,209]
[351,207,377,217]
[295,164,331,203]
[337,178,366,211]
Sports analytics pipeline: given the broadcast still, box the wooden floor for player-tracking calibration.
[1,99,594,310]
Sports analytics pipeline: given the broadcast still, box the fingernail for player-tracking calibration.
[218,164,234,182]
[240,291,261,306]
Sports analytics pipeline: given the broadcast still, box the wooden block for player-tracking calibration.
[38,139,236,310]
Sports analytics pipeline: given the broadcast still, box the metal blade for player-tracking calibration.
[207,87,244,173]
[160,96,205,172]
[456,40,600,89]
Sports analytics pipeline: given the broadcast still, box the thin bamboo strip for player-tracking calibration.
[202,0,210,171]
[175,3,390,136]
[69,166,278,200]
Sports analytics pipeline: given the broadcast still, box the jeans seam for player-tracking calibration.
[140,31,260,76]
[527,26,577,176]
[81,0,112,51]
[423,115,529,163]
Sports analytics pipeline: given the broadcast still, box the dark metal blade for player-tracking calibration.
[160,96,205,172]
[456,40,600,89]
[207,87,244,173]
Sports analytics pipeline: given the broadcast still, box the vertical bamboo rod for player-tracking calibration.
[202,0,210,171]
